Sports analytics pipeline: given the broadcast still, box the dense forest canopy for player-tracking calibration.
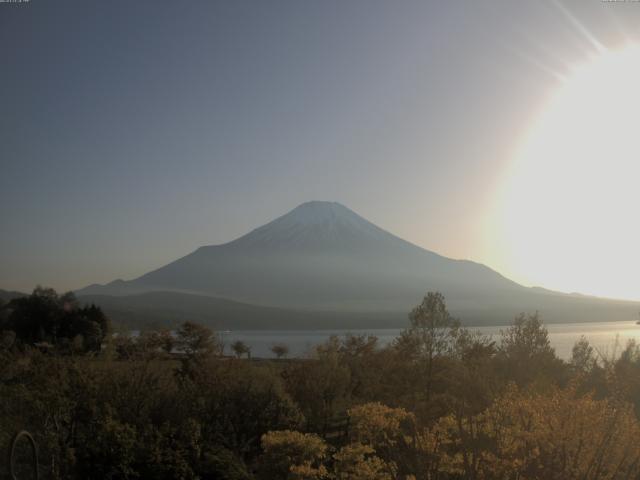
[2,289,640,479]
[0,287,110,353]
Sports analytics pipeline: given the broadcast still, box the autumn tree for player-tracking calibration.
[433,383,640,480]
[497,312,563,386]
[271,343,290,359]
[570,335,597,373]
[181,359,303,461]
[347,402,418,477]
[332,443,392,480]
[259,430,328,479]
[176,321,220,358]
[284,337,351,434]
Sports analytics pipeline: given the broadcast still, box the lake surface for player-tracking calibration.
[220,321,640,360]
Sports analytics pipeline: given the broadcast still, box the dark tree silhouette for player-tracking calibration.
[231,340,251,359]
[1,287,110,352]
[271,343,289,359]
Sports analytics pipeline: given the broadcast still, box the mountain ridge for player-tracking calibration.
[74,201,640,326]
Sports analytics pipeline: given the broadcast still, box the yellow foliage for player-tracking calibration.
[332,443,393,480]
[348,402,415,448]
[289,462,328,479]
[260,430,328,479]
[435,384,640,479]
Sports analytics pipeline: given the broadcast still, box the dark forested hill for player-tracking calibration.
[0,289,26,302]
[77,291,407,331]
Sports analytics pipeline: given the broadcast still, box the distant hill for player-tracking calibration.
[0,289,26,302]
[77,290,640,332]
[76,201,640,327]
[78,291,407,331]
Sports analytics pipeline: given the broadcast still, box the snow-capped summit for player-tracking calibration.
[76,200,518,310]
[75,201,640,325]
[227,201,409,253]
[272,201,357,226]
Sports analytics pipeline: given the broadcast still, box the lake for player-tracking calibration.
[220,320,640,360]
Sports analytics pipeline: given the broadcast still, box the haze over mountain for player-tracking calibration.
[76,201,639,327]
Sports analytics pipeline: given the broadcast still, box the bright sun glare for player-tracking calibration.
[493,45,640,301]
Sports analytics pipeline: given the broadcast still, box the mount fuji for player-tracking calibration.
[76,201,639,328]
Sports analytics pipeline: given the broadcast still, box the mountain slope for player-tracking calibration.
[77,289,640,330]
[78,291,408,330]
[0,289,27,302]
[77,201,640,325]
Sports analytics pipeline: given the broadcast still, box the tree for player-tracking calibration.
[259,430,328,480]
[231,340,251,359]
[199,445,253,480]
[347,403,417,477]
[182,359,303,460]
[336,334,382,402]
[284,339,351,434]
[444,327,499,420]
[498,312,562,386]
[395,292,459,403]
[2,287,110,352]
[75,412,138,479]
[3,286,62,344]
[156,329,175,354]
[348,402,414,450]
[436,385,640,479]
[571,336,596,373]
[332,443,392,480]
[175,321,221,358]
[271,343,289,359]
[175,322,221,378]
[0,297,7,321]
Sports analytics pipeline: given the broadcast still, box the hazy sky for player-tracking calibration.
[2,1,640,299]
